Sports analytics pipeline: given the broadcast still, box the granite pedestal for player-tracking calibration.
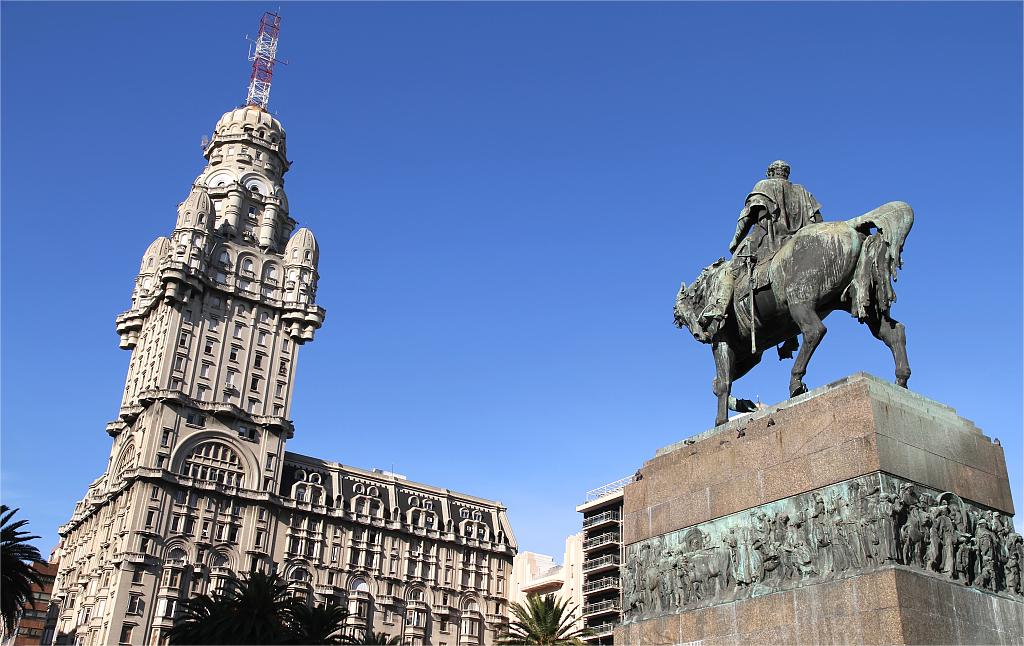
[615,373,1022,645]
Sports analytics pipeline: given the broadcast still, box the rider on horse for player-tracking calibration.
[697,160,823,348]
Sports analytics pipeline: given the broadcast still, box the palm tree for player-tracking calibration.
[169,571,296,645]
[1,505,43,637]
[348,629,401,645]
[500,594,591,645]
[284,601,349,645]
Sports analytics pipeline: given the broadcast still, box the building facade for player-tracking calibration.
[48,104,516,646]
[576,476,633,644]
[5,560,58,645]
[507,533,583,627]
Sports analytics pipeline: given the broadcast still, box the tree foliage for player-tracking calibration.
[500,594,590,645]
[1,505,44,637]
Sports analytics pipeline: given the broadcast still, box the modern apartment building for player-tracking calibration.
[507,533,583,627]
[576,476,633,644]
[8,560,58,645]
[48,75,516,645]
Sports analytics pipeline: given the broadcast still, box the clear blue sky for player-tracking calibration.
[2,2,1021,561]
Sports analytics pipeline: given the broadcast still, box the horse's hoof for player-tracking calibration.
[789,381,807,398]
[896,377,909,388]
[715,416,728,427]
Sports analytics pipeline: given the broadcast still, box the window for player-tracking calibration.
[173,355,185,371]
[145,510,156,528]
[201,522,211,539]
[255,530,265,548]
[178,332,189,347]
[279,359,288,375]
[183,309,193,323]
[209,318,220,332]
[275,382,285,397]
[257,331,268,345]
[254,354,264,369]
[234,324,244,339]
[257,507,267,521]
[140,537,151,554]
[181,441,245,488]
[170,377,182,390]
[282,339,290,352]
[151,484,161,499]
[204,339,215,355]
[186,410,206,427]
[265,454,276,470]
[201,363,211,378]
[239,426,257,442]
[197,385,209,401]
[247,398,259,413]
[259,310,272,324]
[227,370,237,387]
[126,594,144,615]
[273,404,283,416]
[161,430,172,447]
[119,625,134,645]
[248,206,257,218]
[170,515,183,533]
[229,347,240,362]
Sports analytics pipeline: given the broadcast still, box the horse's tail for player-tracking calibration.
[843,201,914,321]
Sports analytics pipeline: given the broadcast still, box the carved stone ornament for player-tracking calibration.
[621,473,1021,624]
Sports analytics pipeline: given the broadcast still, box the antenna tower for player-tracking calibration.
[246,11,283,109]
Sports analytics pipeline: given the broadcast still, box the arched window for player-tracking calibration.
[349,578,368,592]
[462,598,479,612]
[409,497,419,508]
[180,442,244,488]
[294,485,307,502]
[265,265,279,282]
[367,486,379,498]
[241,258,254,274]
[290,568,309,583]
[304,250,312,261]
[166,548,188,566]
[218,250,230,266]
[114,444,137,480]
[353,483,365,495]
[408,588,423,602]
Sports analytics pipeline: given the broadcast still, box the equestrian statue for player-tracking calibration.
[674,160,913,426]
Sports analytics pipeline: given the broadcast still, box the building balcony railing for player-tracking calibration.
[582,510,621,529]
[582,554,620,573]
[582,576,620,594]
[582,599,621,617]
[583,475,636,503]
[583,532,620,550]
[587,621,616,638]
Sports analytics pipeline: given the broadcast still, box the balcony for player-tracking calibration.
[583,532,620,551]
[583,510,620,530]
[582,599,621,617]
[582,554,620,574]
[582,577,620,594]
[587,622,616,638]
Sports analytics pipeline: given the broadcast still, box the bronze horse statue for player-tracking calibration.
[675,201,914,426]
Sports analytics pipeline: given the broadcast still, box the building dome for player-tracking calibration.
[139,237,170,273]
[213,105,286,143]
[285,228,319,267]
[175,184,215,232]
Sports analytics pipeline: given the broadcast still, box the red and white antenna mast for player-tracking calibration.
[246,11,284,109]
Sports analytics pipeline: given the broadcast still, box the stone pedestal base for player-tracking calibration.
[615,373,1022,645]
[615,568,1024,645]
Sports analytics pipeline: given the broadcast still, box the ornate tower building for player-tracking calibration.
[50,19,516,646]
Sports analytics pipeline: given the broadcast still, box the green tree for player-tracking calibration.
[284,602,350,645]
[1,505,44,637]
[349,629,401,645]
[500,594,591,645]
[169,571,296,645]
